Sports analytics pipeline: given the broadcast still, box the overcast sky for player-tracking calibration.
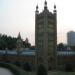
[0,0,75,45]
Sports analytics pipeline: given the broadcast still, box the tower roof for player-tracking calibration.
[36,4,38,10]
[45,0,47,6]
[54,4,56,9]
[17,32,21,39]
[25,38,29,43]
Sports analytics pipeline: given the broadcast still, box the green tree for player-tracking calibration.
[57,43,66,51]
[0,34,17,50]
[65,64,74,72]
[37,64,47,75]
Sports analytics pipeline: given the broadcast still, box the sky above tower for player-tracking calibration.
[0,0,75,45]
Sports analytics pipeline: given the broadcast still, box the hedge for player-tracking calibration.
[0,62,20,75]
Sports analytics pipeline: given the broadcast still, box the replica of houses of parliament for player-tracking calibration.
[0,0,75,71]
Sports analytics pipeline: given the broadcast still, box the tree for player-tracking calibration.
[23,39,31,48]
[24,62,32,71]
[0,33,31,50]
[65,63,74,72]
[30,46,35,50]
[0,34,17,50]
[14,61,21,67]
[57,43,66,51]
[37,64,47,75]
[70,46,75,51]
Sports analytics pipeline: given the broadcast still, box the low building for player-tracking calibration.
[57,46,75,69]
[0,46,75,70]
[0,48,36,70]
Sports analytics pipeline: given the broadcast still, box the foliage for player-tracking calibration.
[30,46,35,50]
[70,46,75,51]
[48,71,75,75]
[24,62,32,71]
[57,43,66,51]
[0,33,31,50]
[37,64,47,75]
[0,34,17,50]
[23,41,31,48]
[14,61,21,67]
[65,64,74,72]
[0,62,20,75]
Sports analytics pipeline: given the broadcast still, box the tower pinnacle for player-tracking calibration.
[18,32,21,39]
[45,0,47,6]
[53,4,57,13]
[54,4,56,9]
[35,4,39,14]
[36,4,38,11]
[44,0,47,9]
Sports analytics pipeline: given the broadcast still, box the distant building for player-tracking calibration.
[16,32,31,51]
[67,31,75,46]
[23,38,31,48]
[0,48,75,70]
[16,32,23,51]
[0,49,36,70]
[57,48,75,69]
[35,0,57,69]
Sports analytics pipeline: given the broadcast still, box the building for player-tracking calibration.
[35,0,57,69]
[0,47,75,71]
[0,49,36,70]
[57,46,75,69]
[57,44,75,70]
[16,32,31,50]
[67,31,75,46]
[16,32,23,51]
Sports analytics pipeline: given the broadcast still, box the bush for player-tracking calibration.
[14,61,21,67]
[24,62,32,71]
[0,62,20,75]
[65,63,74,72]
[37,64,47,75]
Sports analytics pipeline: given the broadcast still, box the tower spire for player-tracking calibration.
[18,32,21,39]
[54,4,56,9]
[44,0,47,9]
[36,4,38,11]
[35,4,39,14]
[53,4,57,13]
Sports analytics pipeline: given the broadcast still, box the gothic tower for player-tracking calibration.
[35,1,57,70]
[16,32,23,51]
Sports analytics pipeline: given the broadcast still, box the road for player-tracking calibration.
[0,67,14,75]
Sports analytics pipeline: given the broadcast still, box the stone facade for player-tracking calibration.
[0,49,36,70]
[35,1,57,70]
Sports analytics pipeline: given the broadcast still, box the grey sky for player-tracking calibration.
[0,0,75,45]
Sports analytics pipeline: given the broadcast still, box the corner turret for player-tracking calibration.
[35,4,39,15]
[53,4,57,13]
